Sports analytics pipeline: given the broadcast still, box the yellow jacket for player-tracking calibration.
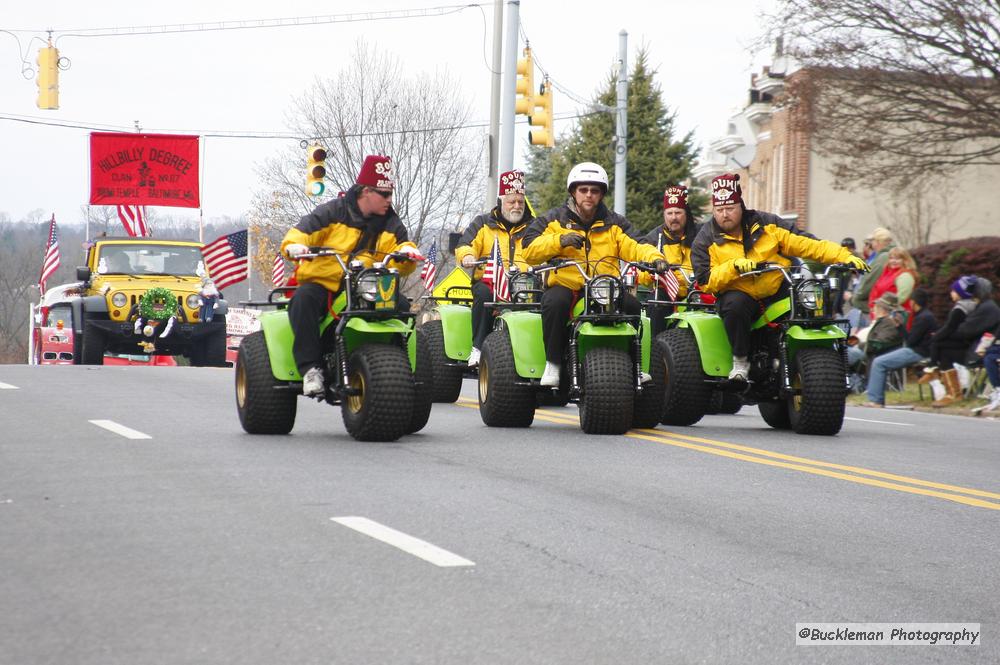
[454,208,531,281]
[280,187,417,293]
[637,222,702,297]
[691,210,854,300]
[521,202,663,291]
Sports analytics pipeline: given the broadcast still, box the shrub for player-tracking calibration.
[910,237,1000,320]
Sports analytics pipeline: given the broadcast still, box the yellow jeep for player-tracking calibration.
[73,237,229,366]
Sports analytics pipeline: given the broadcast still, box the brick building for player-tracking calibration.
[694,46,1000,247]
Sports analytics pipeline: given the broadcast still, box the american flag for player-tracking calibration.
[620,261,638,281]
[116,205,149,237]
[419,241,438,291]
[200,230,248,291]
[483,237,509,302]
[272,252,285,287]
[39,214,60,291]
[655,270,680,300]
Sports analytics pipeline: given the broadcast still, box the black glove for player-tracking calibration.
[652,259,669,273]
[560,233,585,249]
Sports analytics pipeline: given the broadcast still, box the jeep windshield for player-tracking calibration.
[98,244,205,277]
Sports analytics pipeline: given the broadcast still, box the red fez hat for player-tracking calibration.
[663,185,688,210]
[711,173,742,206]
[498,169,526,196]
[357,155,394,189]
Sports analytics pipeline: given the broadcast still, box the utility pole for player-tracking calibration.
[499,0,520,173]
[485,0,504,208]
[614,30,628,216]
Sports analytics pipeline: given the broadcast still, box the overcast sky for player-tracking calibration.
[2,0,777,228]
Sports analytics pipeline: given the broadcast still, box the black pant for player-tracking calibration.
[929,337,972,368]
[540,285,641,363]
[646,302,675,341]
[470,281,494,349]
[288,281,411,375]
[717,287,788,358]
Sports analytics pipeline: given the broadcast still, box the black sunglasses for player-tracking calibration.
[368,188,393,199]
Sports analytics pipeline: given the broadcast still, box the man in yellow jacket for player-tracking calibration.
[521,161,666,387]
[454,169,533,366]
[281,155,421,397]
[691,173,867,381]
[640,184,701,339]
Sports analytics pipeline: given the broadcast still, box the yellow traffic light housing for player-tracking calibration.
[529,81,554,147]
[36,45,59,110]
[514,47,534,116]
[305,144,327,196]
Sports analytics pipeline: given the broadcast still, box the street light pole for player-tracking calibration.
[614,30,628,216]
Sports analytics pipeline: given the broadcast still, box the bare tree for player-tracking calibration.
[766,0,1000,189]
[253,40,485,251]
[875,175,962,248]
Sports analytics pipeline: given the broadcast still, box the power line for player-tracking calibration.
[1,4,489,43]
[0,109,601,139]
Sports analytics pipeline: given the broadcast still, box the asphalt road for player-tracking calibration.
[1,365,998,664]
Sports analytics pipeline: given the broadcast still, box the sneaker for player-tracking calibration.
[861,401,884,408]
[467,347,481,367]
[540,362,561,387]
[640,371,653,384]
[728,356,750,382]
[302,366,325,397]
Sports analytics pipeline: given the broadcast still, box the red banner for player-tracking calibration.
[89,133,200,208]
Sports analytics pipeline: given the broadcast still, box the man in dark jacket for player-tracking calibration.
[862,288,938,407]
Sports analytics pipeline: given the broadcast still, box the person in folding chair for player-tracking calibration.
[862,288,938,408]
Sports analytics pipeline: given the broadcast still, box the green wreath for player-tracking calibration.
[139,287,179,320]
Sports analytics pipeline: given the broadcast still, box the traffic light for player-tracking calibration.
[529,80,554,147]
[36,45,59,110]
[514,47,534,116]
[305,144,327,196]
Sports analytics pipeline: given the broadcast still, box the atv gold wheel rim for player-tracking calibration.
[236,362,247,407]
[479,360,489,402]
[791,367,803,412]
[347,371,366,414]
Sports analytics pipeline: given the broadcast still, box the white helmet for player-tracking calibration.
[566,162,608,193]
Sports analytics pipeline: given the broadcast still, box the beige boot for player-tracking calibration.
[932,368,961,407]
[916,367,939,385]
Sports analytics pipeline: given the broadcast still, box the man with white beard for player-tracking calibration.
[454,169,534,366]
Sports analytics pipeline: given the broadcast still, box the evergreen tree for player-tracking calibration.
[525,48,703,232]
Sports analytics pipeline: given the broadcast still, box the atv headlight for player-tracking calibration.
[357,273,379,302]
[590,276,619,307]
[511,272,537,303]
[797,284,824,316]
[186,294,201,309]
[111,292,128,308]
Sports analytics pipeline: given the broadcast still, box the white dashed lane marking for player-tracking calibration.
[88,420,152,440]
[331,516,475,567]
[0,382,19,390]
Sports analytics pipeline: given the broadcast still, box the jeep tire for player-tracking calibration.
[342,344,415,442]
[407,330,434,434]
[423,320,464,403]
[788,347,846,435]
[658,329,711,426]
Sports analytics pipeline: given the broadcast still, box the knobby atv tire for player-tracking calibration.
[423,320,464,403]
[478,329,535,427]
[80,321,106,365]
[657,329,711,426]
[342,344,415,442]
[758,400,791,429]
[407,330,434,434]
[579,347,634,435]
[788,347,847,435]
[235,331,297,434]
[632,337,666,429]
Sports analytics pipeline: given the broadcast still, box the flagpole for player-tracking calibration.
[246,224,253,301]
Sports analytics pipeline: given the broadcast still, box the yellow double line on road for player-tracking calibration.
[455,397,1000,511]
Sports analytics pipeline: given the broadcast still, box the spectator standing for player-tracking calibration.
[867,246,919,326]
[850,227,895,325]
